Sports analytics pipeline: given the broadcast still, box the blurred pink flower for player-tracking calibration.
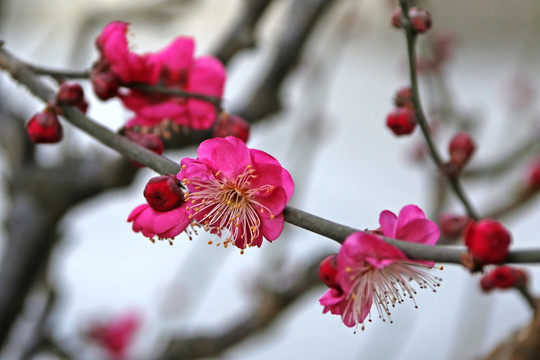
[178,136,294,250]
[319,205,441,329]
[87,312,141,360]
[94,21,226,129]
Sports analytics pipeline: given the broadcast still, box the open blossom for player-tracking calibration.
[93,21,226,130]
[179,136,294,251]
[319,205,441,329]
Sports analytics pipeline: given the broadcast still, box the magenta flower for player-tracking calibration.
[178,136,294,250]
[127,204,190,244]
[319,205,441,329]
[93,21,226,130]
[87,312,141,360]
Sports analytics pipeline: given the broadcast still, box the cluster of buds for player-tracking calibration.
[391,6,432,34]
[464,219,512,265]
[26,81,88,144]
[386,86,417,136]
[480,266,528,292]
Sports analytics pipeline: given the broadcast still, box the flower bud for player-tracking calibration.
[464,219,511,264]
[409,7,432,34]
[124,131,164,167]
[77,98,89,114]
[319,254,339,288]
[394,86,413,108]
[439,213,468,238]
[212,113,250,143]
[26,107,63,143]
[57,82,85,106]
[144,175,185,211]
[390,7,403,28]
[91,70,120,100]
[448,132,476,167]
[386,107,417,136]
[525,157,540,189]
[480,266,528,292]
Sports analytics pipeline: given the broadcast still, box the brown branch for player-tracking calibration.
[212,0,275,66]
[235,0,339,122]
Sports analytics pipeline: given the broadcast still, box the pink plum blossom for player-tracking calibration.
[93,21,226,130]
[87,312,141,360]
[127,203,190,244]
[319,205,441,329]
[178,136,294,251]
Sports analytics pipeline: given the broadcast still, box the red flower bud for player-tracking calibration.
[212,113,250,143]
[144,175,185,211]
[124,131,164,167]
[448,132,476,167]
[57,82,85,106]
[26,107,63,143]
[77,98,89,114]
[480,266,528,292]
[386,107,417,135]
[464,219,511,264]
[439,213,468,238]
[394,86,413,109]
[319,255,339,288]
[525,158,540,189]
[409,7,432,34]
[390,7,403,28]
[91,70,120,100]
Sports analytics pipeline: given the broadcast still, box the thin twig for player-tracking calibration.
[399,0,479,221]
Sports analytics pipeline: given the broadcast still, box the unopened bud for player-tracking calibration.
[124,131,164,167]
[480,266,528,292]
[394,86,413,109]
[319,255,339,288]
[464,219,511,264]
[448,132,476,168]
[212,113,250,143]
[144,175,185,211]
[26,107,63,144]
[57,82,85,106]
[386,107,417,136]
[439,213,468,238]
[91,70,120,100]
[409,7,432,34]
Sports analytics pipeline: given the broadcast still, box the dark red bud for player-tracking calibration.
[77,98,89,114]
[439,213,468,238]
[26,107,63,144]
[212,113,250,143]
[448,132,476,168]
[144,175,185,211]
[394,86,413,108]
[390,7,403,28]
[386,107,417,136]
[124,131,164,168]
[525,158,540,189]
[57,82,85,106]
[480,266,528,292]
[91,70,120,100]
[409,7,432,34]
[464,219,511,264]
[319,255,339,288]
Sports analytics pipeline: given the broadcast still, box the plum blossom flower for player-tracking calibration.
[179,136,294,251]
[319,205,441,330]
[127,204,190,244]
[92,21,226,130]
[86,312,141,360]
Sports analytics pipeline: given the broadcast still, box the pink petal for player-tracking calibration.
[261,213,284,241]
[146,37,194,84]
[249,149,294,201]
[196,137,251,179]
[379,210,398,237]
[395,218,440,245]
[395,204,427,230]
[256,186,287,218]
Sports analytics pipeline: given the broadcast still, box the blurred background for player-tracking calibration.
[1,0,540,359]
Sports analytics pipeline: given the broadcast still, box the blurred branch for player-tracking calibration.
[212,0,275,66]
[157,258,321,360]
[235,0,339,122]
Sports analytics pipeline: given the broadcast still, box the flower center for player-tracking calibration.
[182,165,275,251]
[343,261,442,331]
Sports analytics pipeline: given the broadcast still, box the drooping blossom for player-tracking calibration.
[178,136,294,251]
[86,312,140,360]
[319,205,441,329]
[92,21,226,130]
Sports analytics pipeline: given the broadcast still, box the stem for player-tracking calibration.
[2,45,540,265]
[399,0,479,221]
[29,64,90,79]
